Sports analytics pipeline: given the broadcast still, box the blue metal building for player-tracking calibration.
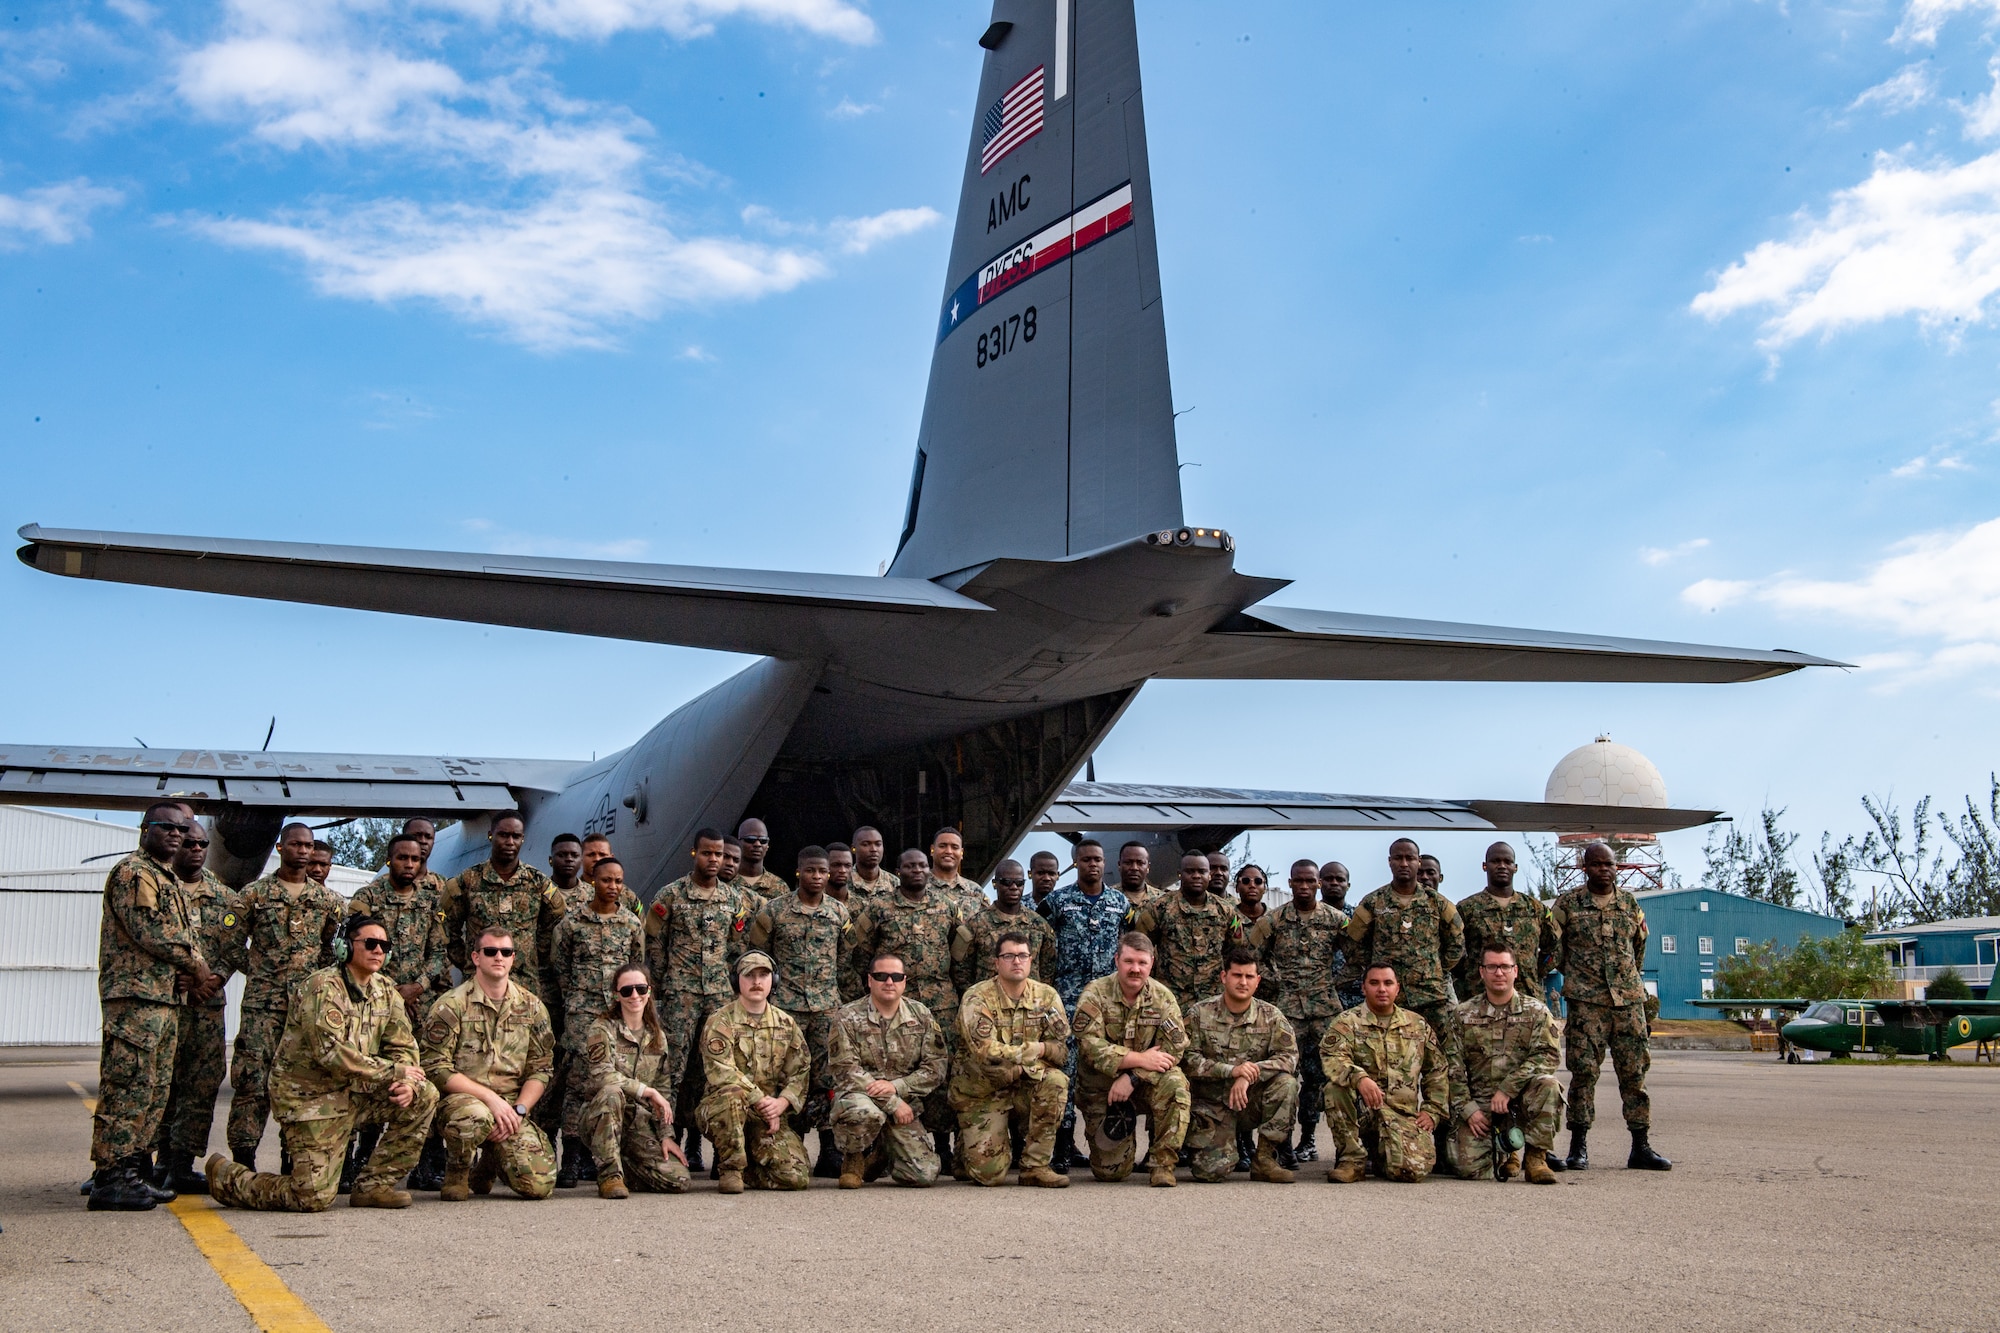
[1629,888,1847,1019]
[1863,916,2000,998]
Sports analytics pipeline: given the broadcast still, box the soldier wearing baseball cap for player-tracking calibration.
[691,950,811,1192]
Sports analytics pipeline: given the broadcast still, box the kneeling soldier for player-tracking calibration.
[694,951,811,1193]
[424,927,558,1201]
[1320,963,1448,1183]
[1447,945,1561,1184]
[1072,933,1190,1187]
[1183,948,1298,1184]
[826,952,949,1187]
[206,915,438,1212]
[579,965,691,1197]
[950,931,1072,1188]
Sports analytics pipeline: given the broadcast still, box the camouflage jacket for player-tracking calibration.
[1454,889,1559,1002]
[738,869,790,905]
[1038,884,1133,1009]
[845,888,969,1018]
[422,977,555,1103]
[1549,887,1648,1008]
[1130,893,1246,1011]
[827,997,948,1118]
[442,860,563,996]
[700,999,808,1109]
[644,874,754,997]
[1182,996,1299,1091]
[98,851,205,1005]
[271,964,421,1121]
[927,873,986,908]
[549,906,645,1040]
[1318,1004,1448,1122]
[847,868,898,901]
[954,902,1058,991]
[235,873,345,1011]
[1344,884,1465,1009]
[581,1014,671,1104]
[554,881,643,921]
[1446,991,1560,1122]
[1247,900,1348,1022]
[1072,975,1187,1086]
[748,891,851,1014]
[179,870,246,1010]
[952,978,1069,1095]
[347,872,449,1003]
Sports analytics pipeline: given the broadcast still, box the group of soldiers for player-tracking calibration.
[84,798,1670,1213]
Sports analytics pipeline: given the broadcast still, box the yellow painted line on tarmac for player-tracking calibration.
[67,1079,96,1113]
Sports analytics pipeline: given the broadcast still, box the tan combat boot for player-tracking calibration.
[439,1162,471,1202]
[598,1174,628,1199]
[1148,1149,1178,1188]
[1019,1166,1071,1189]
[1523,1151,1558,1185]
[203,1153,235,1201]
[837,1156,866,1189]
[717,1167,745,1195]
[1498,1149,1520,1181]
[349,1183,413,1209]
[1250,1140,1296,1184]
[1325,1154,1366,1184]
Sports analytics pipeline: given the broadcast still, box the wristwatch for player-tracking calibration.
[513,1103,529,1117]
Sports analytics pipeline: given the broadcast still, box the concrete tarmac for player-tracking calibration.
[4,1049,1995,1332]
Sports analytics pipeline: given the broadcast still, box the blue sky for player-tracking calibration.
[4,0,1999,890]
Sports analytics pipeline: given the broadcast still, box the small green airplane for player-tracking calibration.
[1690,997,2000,1061]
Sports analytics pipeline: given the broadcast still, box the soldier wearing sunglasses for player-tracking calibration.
[423,927,557,1200]
[826,953,948,1188]
[577,965,690,1197]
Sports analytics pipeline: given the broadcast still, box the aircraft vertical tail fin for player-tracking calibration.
[888,0,1183,580]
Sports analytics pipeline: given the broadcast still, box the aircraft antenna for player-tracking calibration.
[262,717,276,751]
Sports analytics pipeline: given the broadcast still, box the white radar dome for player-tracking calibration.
[1544,735,1668,809]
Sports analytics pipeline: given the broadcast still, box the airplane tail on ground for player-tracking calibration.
[888,0,1183,581]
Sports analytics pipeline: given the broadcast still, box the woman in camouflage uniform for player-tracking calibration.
[579,966,690,1198]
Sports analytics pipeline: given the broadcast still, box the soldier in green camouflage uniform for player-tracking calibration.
[153,823,245,1191]
[954,859,1057,987]
[1549,841,1671,1170]
[1130,852,1246,1013]
[827,953,949,1187]
[347,835,450,1030]
[695,951,812,1193]
[1183,950,1299,1183]
[442,813,564,999]
[1320,963,1449,1183]
[1247,859,1347,1164]
[643,829,753,1162]
[549,857,645,1176]
[730,818,786,905]
[1343,838,1464,1037]
[1115,841,1164,913]
[578,969,691,1195]
[949,932,1072,1188]
[206,915,439,1212]
[227,822,344,1165]
[1446,944,1562,1183]
[748,846,852,1174]
[1072,935,1190,1186]
[847,827,897,901]
[1453,842,1559,1004]
[423,927,558,1200]
[91,806,214,1210]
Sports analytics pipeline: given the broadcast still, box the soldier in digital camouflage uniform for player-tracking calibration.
[735,818,791,904]
[950,931,1072,1188]
[227,821,344,1167]
[90,805,214,1210]
[1247,859,1347,1165]
[748,846,852,1175]
[346,834,451,1029]
[206,914,438,1212]
[423,926,558,1200]
[927,828,986,905]
[1072,934,1190,1187]
[954,858,1056,988]
[578,966,691,1196]
[1114,841,1163,913]
[847,826,897,900]
[695,951,812,1193]
[1182,948,1298,1184]
[1343,838,1464,1038]
[554,833,643,921]
[1550,841,1671,1171]
[152,821,244,1193]
[1446,943,1562,1183]
[1129,851,1246,1013]
[1320,962,1449,1183]
[442,812,564,1000]
[549,856,645,1182]
[644,828,753,1165]
[1038,839,1130,1173]
[827,951,949,1187]
[1454,841,1559,1005]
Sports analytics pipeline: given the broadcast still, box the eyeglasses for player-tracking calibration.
[868,971,906,983]
[740,835,769,844]
[1479,962,1517,971]
[997,952,1031,962]
[993,877,1025,887]
[617,983,650,997]
[353,937,390,953]
[478,946,516,958]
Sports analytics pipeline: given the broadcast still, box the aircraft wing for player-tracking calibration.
[0,745,583,815]
[1035,782,1723,835]
[1687,998,1812,1012]
[1873,999,2000,1015]
[16,526,988,659]
[1162,604,1847,684]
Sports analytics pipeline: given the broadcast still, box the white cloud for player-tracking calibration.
[1851,62,1934,113]
[1893,0,2000,46]
[1889,447,1971,476]
[0,179,123,248]
[827,96,877,119]
[1639,537,1710,566]
[829,206,941,254]
[428,0,875,43]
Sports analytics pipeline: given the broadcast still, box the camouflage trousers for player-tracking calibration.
[1077,1068,1190,1182]
[93,998,180,1167]
[1324,1084,1435,1182]
[579,1084,692,1193]
[912,988,960,1138]
[659,991,730,1129]
[788,1009,836,1133]
[556,1008,606,1138]
[1447,1074,1563,1179]
[830,1092,940,1186]
[1292,1017,1330,1130]
[156,1002,228,1157]
[949,1073,1068,1185]
[1187,1074,1299,1183]
[1564,999,1650,1129]
[693,1084,810,1190]
[208,1080,439,1212]
[226,1004,287,1154]
[1406,999,1452,1040]
[438,1092,557,1198]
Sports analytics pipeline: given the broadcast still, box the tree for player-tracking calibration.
[1925,966,1973,1000]
[320,818,404,873]
[1712,928,1893,1001]
[1699,806,1800,907]
[1521,835,1568,901]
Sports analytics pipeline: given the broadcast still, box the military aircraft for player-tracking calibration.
[1692,998,2000,1061]
[2,1,1841,893]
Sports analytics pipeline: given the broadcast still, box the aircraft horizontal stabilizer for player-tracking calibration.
[1165,605,1848,684]
[1036,782,1723,835]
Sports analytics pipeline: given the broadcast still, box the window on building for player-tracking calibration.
[1700,978,1715,997]
[1979,939,1996,967]
[1660,935,1677,954]
[1698,901,1710,912]
[1698,936,1714,956]
[1735,937,1750,955]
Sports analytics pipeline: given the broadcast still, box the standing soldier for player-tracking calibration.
[1319,860,1351,912]
[950,931,1073,1189]
[848,826,896,898]
[424,927,558,1201]
[1454,842,1559,1004]
[1343,838,1464,1037]
[90,803,213,1211]
[695,951,812,1193]
[734,819,789,902]
[1039,838,1130,1174]
[955,858,1056,988]
[1182,949,1298,1184]
[1247,858,1348,1166]
[827,951,949,1188]
[1232,864,1269,929]
[748,845,852,1178]
[927,828,985,903]
[1115,842,1162,912]
[442,812,564,1001]
[549,856,644,1188]
[1550,841,1672,1172]
[1130,851,1245,1014]
[1446,945,1561,1184]
[307,841,335,886]
[152,820,243,1195]
[1320,963,1449,1184]
[1028,850,1063,915]
[825,842,856,906]
[553,832,642,921]
[227,822,344,1170]
[1071,934,1190,1187]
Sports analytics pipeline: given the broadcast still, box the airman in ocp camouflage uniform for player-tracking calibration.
[1446,979,1563,1183]
[844,876,970,1144]
[694,952,812,1192]
[1247,868,1347,1163]
[826,986,948,1187]
[423,971,558,1199]
[1182,963,1299,1184]
[949,969,1071,1187]
[154,833,245,1185]
[1072,963,1190,1186]
[1453,842,1558,1003]
[1129,858,1246,1013]
[578,1013,691,1194]
[1343,839,1464,1036]
[1319,975,1449,1183]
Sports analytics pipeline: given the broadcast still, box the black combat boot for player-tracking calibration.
[134,1154,176,1202]
[279,1145,293,1179]
[232,1146,258,1172]
[86,1162,157,1212]
[1564,1126,1590,1171]
[351,1124,381,1182]
[1234,1128,1254,1174]
[339,1135,362,1193]
[157,1149,208,1195]
[1626,1126,1672,1171]
[1294,1121,1318,1163]
[813,1129,843,1179]
[556,1135,582,1189]
[1544,1150,1567,1173]
[574,1143,597,1183]
[406,1133,446,1191]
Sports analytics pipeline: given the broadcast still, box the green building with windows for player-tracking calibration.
[1627,887,1847,1019]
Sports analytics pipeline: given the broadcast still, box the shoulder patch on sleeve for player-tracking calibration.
[705,1034,728,1055]
[651,900,668,918]
[222,913,236,927]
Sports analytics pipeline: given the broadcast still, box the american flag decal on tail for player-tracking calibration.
[980,65,1045,174]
